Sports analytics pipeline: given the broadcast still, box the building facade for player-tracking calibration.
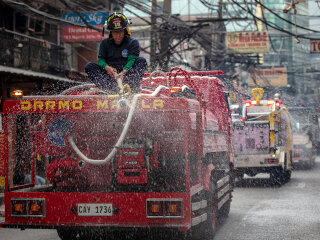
[0,0,116,100]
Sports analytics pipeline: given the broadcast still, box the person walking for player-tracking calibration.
[85,12,147,93]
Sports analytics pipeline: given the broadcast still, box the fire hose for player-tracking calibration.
[68,83,168,165]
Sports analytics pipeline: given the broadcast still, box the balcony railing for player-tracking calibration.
[0,29,69,76]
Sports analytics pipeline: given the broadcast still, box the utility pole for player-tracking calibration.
[150,0,157,70]
[211,0,226,69]
[159,0,171,71]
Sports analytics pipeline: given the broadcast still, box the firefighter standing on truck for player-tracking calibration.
[85,12,147,92]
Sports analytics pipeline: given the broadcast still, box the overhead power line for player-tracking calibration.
[254,0,320,34]
[2,0,101,30]
[230,0,315,40]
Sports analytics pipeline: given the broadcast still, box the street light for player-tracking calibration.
[282,0,297,14]
[282,0,299,43]
[282,2,293,13]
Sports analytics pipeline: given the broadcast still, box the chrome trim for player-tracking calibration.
[218,194,230,210]
[191,213,207,226]
[217,184,230,199]
[191,200,207,212]
[217,175,230,189]
[190,185,204,196]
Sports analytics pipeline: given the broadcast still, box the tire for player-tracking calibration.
[270,167,283,185]
[283,170,291,183]
[57,228,92,240]
[186,190,216,240]
[188,175,218,240]
[218,200,231,223]
[236,171,244,180]
[308,157,315,169]
[57,228,78,240]
[203,191,217,240]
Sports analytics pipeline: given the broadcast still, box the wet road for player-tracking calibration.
[1,157,320,240]
[215,156,320,240]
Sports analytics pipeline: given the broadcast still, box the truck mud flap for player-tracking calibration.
[190,186,208,227]
[212,169,231,210]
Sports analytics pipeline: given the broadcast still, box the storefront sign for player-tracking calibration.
[226,31,269,54]
[310,40,320,53]
[62,12,109,42]
[249,67,287,87]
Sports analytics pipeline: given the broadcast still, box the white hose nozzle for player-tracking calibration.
[117,78,123,89]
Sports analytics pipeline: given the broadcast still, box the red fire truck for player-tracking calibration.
[0,67,233,239]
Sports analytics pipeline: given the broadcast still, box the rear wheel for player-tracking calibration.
[218,200,231,223]
[187,182,217,240]
[270,167,283,185]
[307,157,315,169]
[57,228,92,240]
[203,191,217,240]
[236,171,244,181]
[57,228,77,240]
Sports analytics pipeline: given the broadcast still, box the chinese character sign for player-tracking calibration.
[226,31,269,54]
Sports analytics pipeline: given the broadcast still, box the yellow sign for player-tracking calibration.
[97,99,164,110]
[249,67,287,87]
[252,88,264,104]
[21,100,83,111]
[226,31,269,54]
[0,177,4,187]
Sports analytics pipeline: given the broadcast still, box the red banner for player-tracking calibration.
[62,25,103,42]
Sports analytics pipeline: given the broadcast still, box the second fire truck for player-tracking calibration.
[233,88,293,185]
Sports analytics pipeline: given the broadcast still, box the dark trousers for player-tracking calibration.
[85,57,147,91]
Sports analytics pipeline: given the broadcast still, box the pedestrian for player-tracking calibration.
[85,12,147,93]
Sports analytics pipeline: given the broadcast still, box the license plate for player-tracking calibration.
[78,203,113,216]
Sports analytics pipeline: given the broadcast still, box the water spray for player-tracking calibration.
[68,85,168,165]
[115,73,129,109]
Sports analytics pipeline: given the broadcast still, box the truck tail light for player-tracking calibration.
[265,158,278,164]
[165,201,182,217]
[147,199,183,218]
[28,200,45,216]
[11,200,27,216]
[11,199,45,217]
[147,200,163,217]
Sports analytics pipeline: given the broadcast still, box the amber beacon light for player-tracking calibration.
[11,89,23,98]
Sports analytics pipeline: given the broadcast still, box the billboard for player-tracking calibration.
[62,12,109,42]
[249,67,287,87]
[310,40,320,53]
[226,31,269,54]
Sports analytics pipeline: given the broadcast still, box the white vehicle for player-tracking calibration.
[233,89,293,185]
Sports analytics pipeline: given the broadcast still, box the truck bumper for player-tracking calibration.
[3,192,191,230]
[235,154,281,169]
